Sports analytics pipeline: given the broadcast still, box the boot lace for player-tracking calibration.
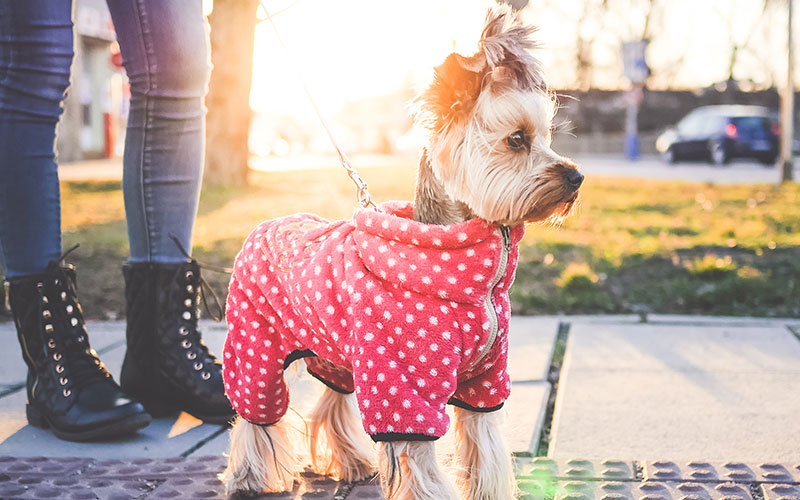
[47,246,111,391]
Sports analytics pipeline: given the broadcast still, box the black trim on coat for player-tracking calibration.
[370,432,439,442]
[306,367,353,394]
[447,397,504,413]
[283,349,316,369]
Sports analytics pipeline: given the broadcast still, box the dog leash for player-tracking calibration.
[257,0,378,210]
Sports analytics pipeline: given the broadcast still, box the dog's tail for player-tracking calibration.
[220,417,299,495]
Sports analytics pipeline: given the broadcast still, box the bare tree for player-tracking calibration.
[204,0,259,186]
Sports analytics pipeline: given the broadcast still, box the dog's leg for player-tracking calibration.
[221,417,299,496]
[453,407,517,499]
[377,441,458,500]
[309,386,375,481]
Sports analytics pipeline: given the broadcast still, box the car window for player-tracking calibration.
[677,113,705,135]
[732,116,769,132]
[702,114,726,135]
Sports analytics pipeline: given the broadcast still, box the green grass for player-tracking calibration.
[2,165,799,319]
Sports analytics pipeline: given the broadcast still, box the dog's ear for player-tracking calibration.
[479,4,546,92]
[416,51,486,132]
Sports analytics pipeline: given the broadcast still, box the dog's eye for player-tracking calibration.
[507,130,528,151]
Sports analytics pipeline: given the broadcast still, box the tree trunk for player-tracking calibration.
[204,0,259,186]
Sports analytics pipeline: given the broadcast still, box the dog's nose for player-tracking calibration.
[563,168,584,189]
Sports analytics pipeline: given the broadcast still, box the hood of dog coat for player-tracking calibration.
[350,201,524,306]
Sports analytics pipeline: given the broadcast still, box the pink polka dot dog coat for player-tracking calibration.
[223,201,523,442]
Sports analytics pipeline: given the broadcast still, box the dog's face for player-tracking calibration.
[415,5,582,226]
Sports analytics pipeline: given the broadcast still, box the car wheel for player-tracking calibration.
[709,141,729,165]
[663,147,677,164]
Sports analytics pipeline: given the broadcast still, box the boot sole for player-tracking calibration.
[136,396,234,426]
[26,404,152,442]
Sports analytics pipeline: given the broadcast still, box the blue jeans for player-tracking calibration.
[0,0,210,278]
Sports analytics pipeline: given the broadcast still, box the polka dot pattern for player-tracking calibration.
[223,201,523,439]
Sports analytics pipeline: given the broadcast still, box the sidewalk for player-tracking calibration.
[1,315,799,499]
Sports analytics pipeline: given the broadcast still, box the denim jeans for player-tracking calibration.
[0,0,210,278]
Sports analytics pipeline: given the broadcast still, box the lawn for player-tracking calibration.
[4,162,799,319]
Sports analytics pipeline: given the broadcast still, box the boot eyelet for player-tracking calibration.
[187,352,197,360]
[63,389,71,397]
[56,364,64,373]
[182,311,192,320]
[194,362,203,370]
[54,279,59,285]
[42,295,49,304]
[85,348,91,355]
[201,372,211,380]
[44,324,54,334]
[42,310,51,319]
[60,377,68,386]
[70,317,79,326]
[65,304,73,314]
[60,291,67,300]
[47,339,56,349]
[53,353,61,361]
[185,285,194,293]
[185,271,194,280]
[181,339,192,348]
[178,326,189,336]
[184,298,192,307]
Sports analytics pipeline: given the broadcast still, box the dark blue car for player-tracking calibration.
[656,105,780,165]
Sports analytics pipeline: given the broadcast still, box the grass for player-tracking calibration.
[2,162,799,319]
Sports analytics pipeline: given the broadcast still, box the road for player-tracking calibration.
[60,154,798,184]
[572,154,798,184]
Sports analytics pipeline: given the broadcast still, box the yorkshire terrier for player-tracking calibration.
[220,5,582,500]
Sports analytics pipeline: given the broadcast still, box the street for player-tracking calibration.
[573,154,799,184]
[61,154,799,184]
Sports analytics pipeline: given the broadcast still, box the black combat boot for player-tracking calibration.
[5,261,151,441]
[120,261,234,424]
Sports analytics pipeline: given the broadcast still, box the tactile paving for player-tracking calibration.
[760,483,800,500]
[643,461,800,484]
[0,456,91,476]
[544,481,754,500]
[0,455,796,499]
[0,474,156,499]
[522,457,636,481]
[83,455,227,479]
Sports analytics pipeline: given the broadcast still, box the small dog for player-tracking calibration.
[221,6,582,500]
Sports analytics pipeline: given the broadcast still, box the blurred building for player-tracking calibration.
[56,0,127,162]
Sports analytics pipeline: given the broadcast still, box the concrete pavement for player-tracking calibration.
[1,315,799,499]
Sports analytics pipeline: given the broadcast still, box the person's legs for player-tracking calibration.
[107,0,233,424]
[106,0,210,263]
[0,0,68,278]
[0,0,150,441]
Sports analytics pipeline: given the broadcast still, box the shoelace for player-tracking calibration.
[169,235,228,322]
[48,250,111,389]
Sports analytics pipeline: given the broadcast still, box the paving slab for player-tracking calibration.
[504,381,551,455]
[520,457,636,481]
[0,320,229,458]
[549,322,800,462]
[643,460,800,484]
[761,483,800,500]
[507,316,560,382]
[0,455,356,500]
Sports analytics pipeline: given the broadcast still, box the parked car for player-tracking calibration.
[656,105,780,165]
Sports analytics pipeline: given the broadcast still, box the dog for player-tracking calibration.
[220,5,582,499]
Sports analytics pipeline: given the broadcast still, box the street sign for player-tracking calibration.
[622,40,649,83]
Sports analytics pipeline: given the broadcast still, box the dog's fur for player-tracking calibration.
[222,5,580,499]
